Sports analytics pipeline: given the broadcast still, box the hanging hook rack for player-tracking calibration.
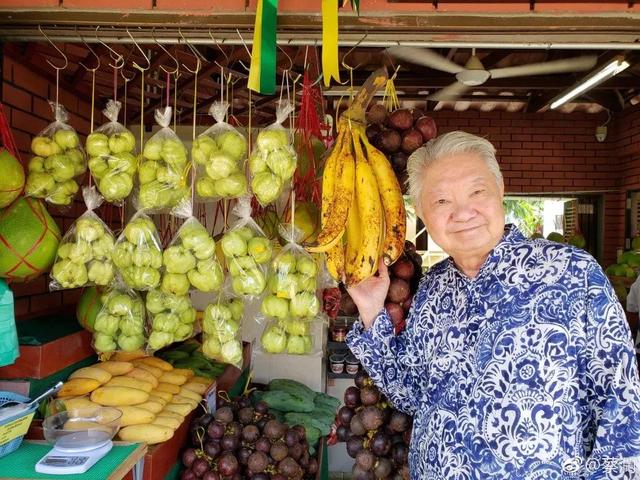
[235,29,252,73]
[208,29,230,70]
[152,28,180,75]
[277,45,302,84]
[76,27,100,72]
[38,25,68,71]
[178,28,206,74]
[120,45,136,83]
[341,34,367,72]
[95,26,124,69]
[126,27,151,72]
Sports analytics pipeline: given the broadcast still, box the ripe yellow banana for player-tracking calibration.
[345,141,362,278]
[362,134,406,265]
[325,240,345,282]
[307,129,355,253]
[315,129,345,280]
[347,131,382,286]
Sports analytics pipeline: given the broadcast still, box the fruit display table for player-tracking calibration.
[0,440,146,480]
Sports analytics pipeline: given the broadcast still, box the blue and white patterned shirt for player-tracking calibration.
[347,225,640,480]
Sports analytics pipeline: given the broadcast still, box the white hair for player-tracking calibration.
[406,131,503,212]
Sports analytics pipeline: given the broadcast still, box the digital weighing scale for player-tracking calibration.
[35,428,114,474]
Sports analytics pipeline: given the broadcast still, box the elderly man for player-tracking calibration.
[346,131,640,479]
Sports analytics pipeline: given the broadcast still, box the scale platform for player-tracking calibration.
[35,439,113,475]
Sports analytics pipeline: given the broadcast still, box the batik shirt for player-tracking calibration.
[347,225,640,480]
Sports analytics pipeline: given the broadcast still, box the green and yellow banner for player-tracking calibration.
[248,0,279,95]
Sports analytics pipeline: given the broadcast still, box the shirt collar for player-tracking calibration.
[447,224,524,282]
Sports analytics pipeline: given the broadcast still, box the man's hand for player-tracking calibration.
[346,259,390,329]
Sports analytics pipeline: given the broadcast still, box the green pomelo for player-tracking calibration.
[546,232,565,243]
[76,286,103,333]
[568,234,586,249]
[0,197,60,282]
[0,149,25,208]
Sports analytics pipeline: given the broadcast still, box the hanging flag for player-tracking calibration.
[322,0,341,87]
[248,0,278,95]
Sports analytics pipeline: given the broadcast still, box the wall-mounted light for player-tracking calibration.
[549,56,630,110]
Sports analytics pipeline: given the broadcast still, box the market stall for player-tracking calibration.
[0,1,640,478]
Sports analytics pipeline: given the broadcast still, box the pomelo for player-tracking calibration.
[568,234,586,249]
[0,149,25,208]
[632,235,640,251]
[285,201,320,244]
[76,286,102,332]
[0,197,60,282]
[546,232,565,243]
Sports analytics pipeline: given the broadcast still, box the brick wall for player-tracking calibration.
[1,50,117,321]
[428,108,629,265]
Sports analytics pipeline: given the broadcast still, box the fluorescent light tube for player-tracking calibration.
[550,57,630,110]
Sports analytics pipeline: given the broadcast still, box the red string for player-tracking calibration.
[0,103,21,162]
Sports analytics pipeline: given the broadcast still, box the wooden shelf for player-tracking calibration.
[327,371,358,380]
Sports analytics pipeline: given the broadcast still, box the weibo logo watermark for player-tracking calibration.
[561,456,640,476]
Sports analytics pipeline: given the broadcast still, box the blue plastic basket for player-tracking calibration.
[0,391,38,458]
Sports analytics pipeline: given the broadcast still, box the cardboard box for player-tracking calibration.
[0,316,95,379]
[251,347,326,393]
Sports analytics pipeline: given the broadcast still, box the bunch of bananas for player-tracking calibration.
[306,120,406,286]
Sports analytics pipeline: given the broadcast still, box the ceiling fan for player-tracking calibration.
[386,46,598,101]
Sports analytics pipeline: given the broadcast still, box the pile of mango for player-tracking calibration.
[55,353,210,444]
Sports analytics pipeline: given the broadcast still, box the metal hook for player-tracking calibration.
[120,45,136,82]
[178,28,205,74]
[235,29,252,73]
[95,26,124,69]
[38,25,68,71]
[126,28,151,71]
[208,30,229,69]
[341,34,367,72]
[152,28,180,75]
[76,27,100,72]
[277,45,294,72]
[307,44,324,87]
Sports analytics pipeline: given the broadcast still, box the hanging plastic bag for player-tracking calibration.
[50,187,116,290]
[137,107,189,212]
[25,102,86,206]
[250,100,297,206]
[112,211,163,291]
[202,291,244,369]
[93,281,146,354]
[220,196,273,298]
[194,101,248,201]
[262,224,320,322]
[161,205,224,295]
[145,288,197,352]
[259,317,314,355]
[86,100,137,204]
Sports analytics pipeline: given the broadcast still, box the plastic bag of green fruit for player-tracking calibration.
[194,101,248,201]
[220,196,274,298]
[201,290,244,369]
[50,186,116,290]
[261,223,320,322]
[136,106,190,213]
[259,317,314,355]
[144,288,197,353]
[161,204,224,295]
[112,211,163,291]
[86,100,137,205]
[25,102,86,206]
[249,100,298,206]
[92,280,147,354]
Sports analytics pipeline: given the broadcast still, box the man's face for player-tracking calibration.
[418,152,505,261]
